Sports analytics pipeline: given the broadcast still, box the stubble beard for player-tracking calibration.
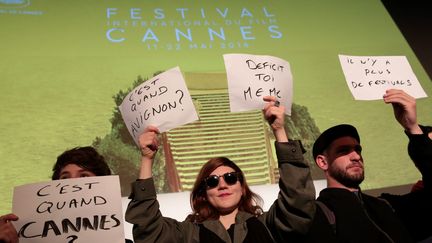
[329,163,364,189]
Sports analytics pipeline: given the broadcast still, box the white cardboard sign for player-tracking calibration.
[119,67,198,145]
[339,55,427,100]
[224,53,293,115]
[12,175,125,243]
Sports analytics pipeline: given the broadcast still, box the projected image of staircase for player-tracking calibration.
[163,92,277,191]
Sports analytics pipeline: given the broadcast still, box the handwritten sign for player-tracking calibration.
[119,67,198,145]
[223,53,293,115]
[339,55,428,100]
[12,176,124,243]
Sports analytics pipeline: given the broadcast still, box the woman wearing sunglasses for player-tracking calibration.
[126,96,316,243]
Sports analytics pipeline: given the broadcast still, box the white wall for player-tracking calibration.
[121,180,327,240]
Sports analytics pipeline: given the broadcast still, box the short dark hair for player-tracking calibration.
[312,124,360,159]
[51,146,111,180]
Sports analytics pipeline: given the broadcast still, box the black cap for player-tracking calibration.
[312,124,360,159]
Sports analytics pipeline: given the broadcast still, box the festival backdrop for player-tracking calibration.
[1,0,432,214]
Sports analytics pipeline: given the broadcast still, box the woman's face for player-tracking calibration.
[59,163,96,179]
[206,166,243,215]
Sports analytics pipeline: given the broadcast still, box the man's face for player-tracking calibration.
[324,136,364,188]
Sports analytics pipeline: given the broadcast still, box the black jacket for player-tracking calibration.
[304,188,412,243]
[380,125,432,242]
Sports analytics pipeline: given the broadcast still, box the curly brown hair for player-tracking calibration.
[186,157,263,223]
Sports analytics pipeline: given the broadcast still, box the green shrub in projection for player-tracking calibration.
[264,103,323,179]
[287,104,323,179]
[93,74,168,197]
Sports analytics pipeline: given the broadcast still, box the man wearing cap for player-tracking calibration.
[304,123,412,242]
[301,89,432,243]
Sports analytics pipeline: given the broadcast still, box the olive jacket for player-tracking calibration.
[125,141,316,243]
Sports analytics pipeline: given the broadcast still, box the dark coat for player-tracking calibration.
[380,125,432,242]
[304,188,413,243]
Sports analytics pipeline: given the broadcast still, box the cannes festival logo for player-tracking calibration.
[0,0,30,8]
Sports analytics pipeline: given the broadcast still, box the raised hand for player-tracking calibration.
[0,214,19,243]
[139,126,160,159]
[263,96,288,142]
[138,126,160,179]
[383,89,422,134]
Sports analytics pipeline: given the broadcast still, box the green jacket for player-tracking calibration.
[125,141,316,243]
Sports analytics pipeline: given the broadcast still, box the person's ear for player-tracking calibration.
[315,155,329,170]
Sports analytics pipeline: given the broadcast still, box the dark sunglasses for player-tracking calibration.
[204,172,241,189]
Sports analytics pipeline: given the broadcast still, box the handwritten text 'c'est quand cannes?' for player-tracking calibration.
[17,181,121,239]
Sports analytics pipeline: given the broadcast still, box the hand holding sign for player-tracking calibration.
[338,55,427,100]
[0,214,19,243]
[119,67,198,145]
[223,53,293,115]
[383,89,423,134]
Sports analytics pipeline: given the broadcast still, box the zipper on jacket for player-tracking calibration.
[358,193,395,243]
